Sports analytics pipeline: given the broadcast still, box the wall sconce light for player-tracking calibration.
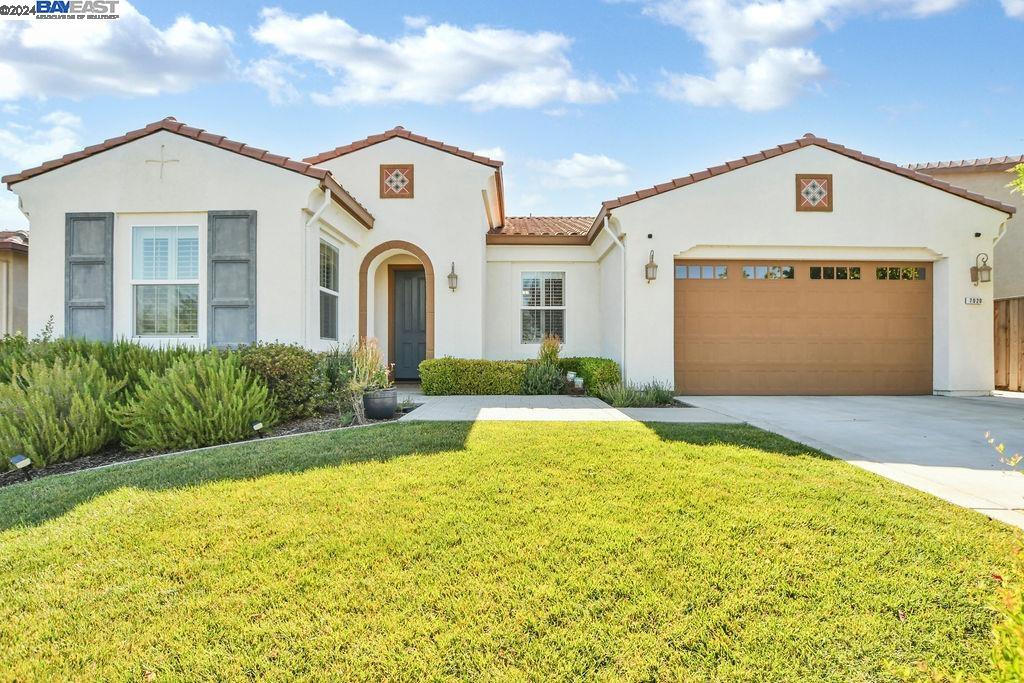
[971,253,992,286]
[644,250,659,282]
[448,262,458,291]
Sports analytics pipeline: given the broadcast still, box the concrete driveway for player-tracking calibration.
[681,395,1024,529]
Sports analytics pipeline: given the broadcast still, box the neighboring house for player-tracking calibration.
[907,156,1023,299]
[0,230,28,336]
[1,118,1014,395]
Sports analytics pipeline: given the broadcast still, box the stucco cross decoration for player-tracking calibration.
[145,144,180,180]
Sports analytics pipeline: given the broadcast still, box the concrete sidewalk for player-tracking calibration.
[681,395,1024,530]
[399,394,739,423]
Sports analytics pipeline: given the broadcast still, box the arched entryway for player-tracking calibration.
[358,240,434,379]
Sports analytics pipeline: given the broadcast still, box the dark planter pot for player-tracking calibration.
[363,388,398,420]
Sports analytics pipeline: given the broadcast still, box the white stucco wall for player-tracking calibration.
[913,168,1020,299]
[483,246,603,360]
[610,145,1010,394]
[317,138,497,362]
[12,130,326,346]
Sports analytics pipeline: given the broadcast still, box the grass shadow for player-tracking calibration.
[641,421,833,460]
[0,421,473,532]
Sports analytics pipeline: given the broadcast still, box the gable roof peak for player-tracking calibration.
[0,116,375,230]
[303,126,503,168]
[598,133,1014,217]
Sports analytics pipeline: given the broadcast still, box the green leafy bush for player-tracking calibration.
[419,358,527,395]
[0,358,123,468]
[114,353,278,452]
[559,357,620,393]
[0,335,197,397]
[240,342,327,420]
[522,361,565,395]
[597,380,676,407]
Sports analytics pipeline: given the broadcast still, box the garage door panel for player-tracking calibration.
[674,260,933,395]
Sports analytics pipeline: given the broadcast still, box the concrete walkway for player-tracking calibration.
[398,393,738,424]
[680,395,1024,529]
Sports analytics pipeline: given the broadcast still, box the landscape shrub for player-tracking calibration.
[596,380,676,408]
[319,346,355,414]
[114,352,277,452]
[558,357,620,393]
[0,358,123,468]
[419,358,527,395]
[521,361,565,395]
[0,334,198,396]
[538,335,561,365]
[240,342,327,420]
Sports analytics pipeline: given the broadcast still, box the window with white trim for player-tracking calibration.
[521,271,565,343]
[132,226,199,336]
[319,241,339,340]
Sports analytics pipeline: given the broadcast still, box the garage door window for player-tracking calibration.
[675,265,727,279]
[742,265,795,280]
[877,266,926,281]
[522,272,565,343]
[810,266,861,280]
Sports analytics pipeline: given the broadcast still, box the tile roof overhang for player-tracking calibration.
[1,117,375,230]
[0,230,28,254]
[590,133,1017,239]
[304,126,504,168]
[486,216,594,245]
[907,155,1024,174]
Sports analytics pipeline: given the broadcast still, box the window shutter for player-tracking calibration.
[65,212,113,341]
[207,210,256,348]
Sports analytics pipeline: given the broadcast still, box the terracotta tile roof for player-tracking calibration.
[304,126,503,168]
[502,216,592,236]
[0,230,28,254]
[599,134,1017,224]
[486,216,593,245]
[906,155,1024,173]
[1,117,375,229]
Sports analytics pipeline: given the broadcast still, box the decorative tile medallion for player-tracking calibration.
[795,173,833,212]
[380,164,414,198]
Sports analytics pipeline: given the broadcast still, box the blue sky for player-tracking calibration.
[0,0,1022,228]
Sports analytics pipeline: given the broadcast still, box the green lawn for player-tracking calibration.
[0,421,1016,681]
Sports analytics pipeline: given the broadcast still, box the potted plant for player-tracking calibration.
[350,338,396,421]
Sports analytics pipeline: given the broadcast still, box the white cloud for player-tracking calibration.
[531,153,629,188]
[0,1,234,101]
[658,47,825,111]
[244,58,301,105]
[0,110,82,167]
[0,191,27,229]
[1003,0,1024,17]
[251,8,619,110]
[403,15,431,29]
[474,146,505,161]
[643,0,967,110]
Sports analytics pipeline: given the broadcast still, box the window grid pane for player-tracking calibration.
[521,272,565,343]
[319,243,339,292]
[320,291,338,339]
[135,285,198,336]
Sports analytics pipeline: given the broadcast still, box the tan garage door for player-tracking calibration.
[674,261,932,395]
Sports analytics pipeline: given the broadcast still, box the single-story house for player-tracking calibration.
[908,156,1023,300]
[0,230,28,336]
[1,118,1015,395]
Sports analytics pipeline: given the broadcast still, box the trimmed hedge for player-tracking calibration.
[558,357,621,392]
[419,358,528,395]
[419,356,620,396]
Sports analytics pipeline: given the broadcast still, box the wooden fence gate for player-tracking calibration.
[995,297,1024,392]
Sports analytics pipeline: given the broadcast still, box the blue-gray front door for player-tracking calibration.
[393,268,427,380]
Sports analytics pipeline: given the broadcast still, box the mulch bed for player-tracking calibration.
[0,404,420,489]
